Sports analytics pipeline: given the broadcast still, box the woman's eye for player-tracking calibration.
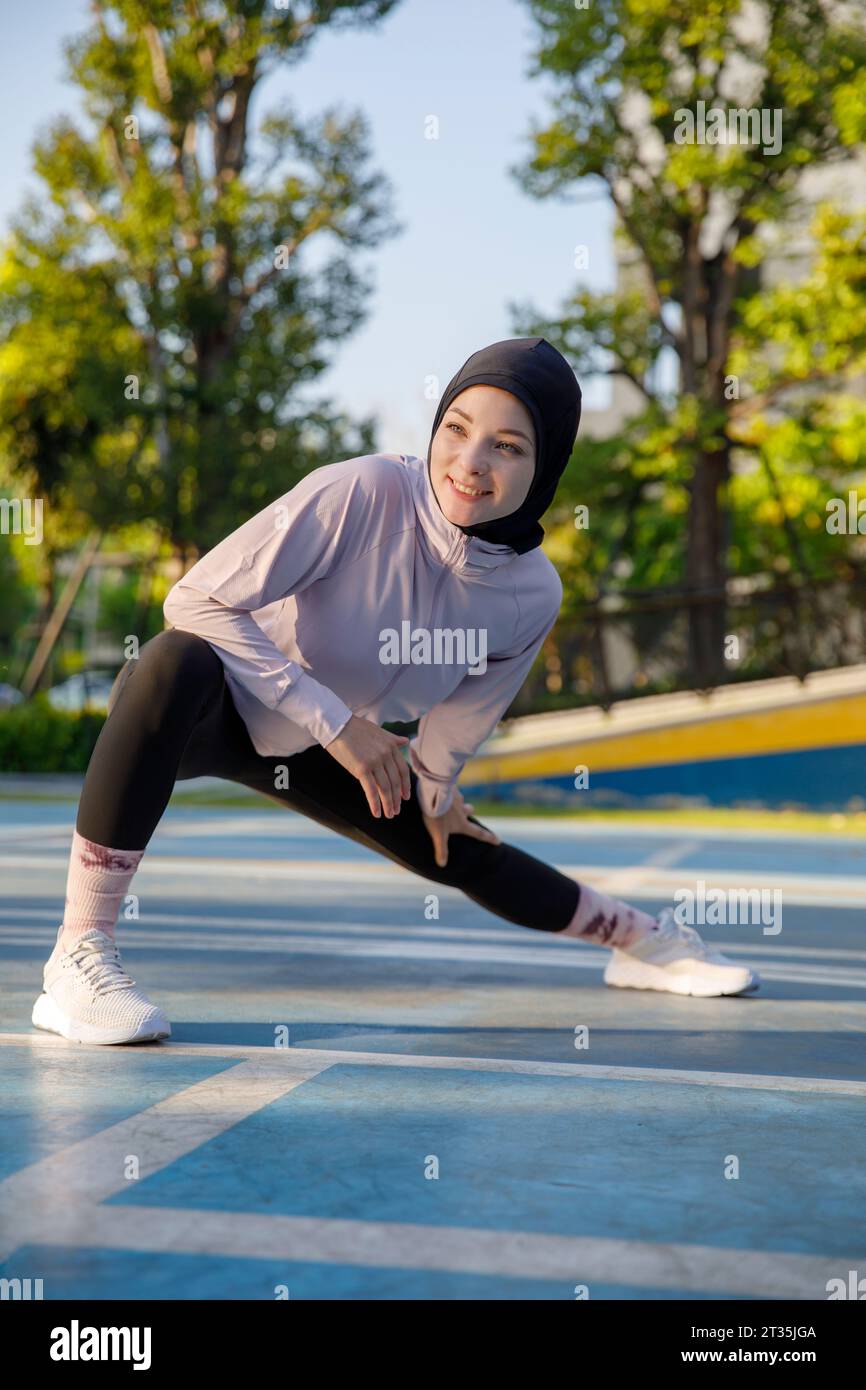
[444,422,522,454]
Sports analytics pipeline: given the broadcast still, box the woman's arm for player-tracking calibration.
[163,459,377,747]
[164,586,352,747]
[409,574,563,817]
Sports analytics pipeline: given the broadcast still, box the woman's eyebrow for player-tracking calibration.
[448,406,533,443]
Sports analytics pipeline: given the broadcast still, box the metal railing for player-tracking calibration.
[512,571,866,716]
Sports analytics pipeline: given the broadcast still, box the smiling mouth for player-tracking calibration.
[447,474,492,501]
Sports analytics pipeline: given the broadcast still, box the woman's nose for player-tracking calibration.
[462,446,492,477]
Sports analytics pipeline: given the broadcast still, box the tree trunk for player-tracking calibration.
[685,446,729,687]
[21,533,102,697]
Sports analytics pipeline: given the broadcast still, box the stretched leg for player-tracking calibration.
[225,740,651,938]
[230,748,765,997]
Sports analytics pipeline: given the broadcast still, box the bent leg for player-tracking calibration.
[61,629,232,946]
[77,629,230,849]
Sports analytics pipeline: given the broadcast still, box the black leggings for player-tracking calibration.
[76,628,581,933]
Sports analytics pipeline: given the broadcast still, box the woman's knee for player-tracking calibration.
[114,629,225,721]
[145,628,223,683]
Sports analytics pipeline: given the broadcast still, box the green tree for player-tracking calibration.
[0,240,145,631]
[509,0,866,685]
[1,0,403,574]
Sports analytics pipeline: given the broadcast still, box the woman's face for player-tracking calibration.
[429,384,536,528]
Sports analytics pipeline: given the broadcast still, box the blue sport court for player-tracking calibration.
[1,793,865,1300]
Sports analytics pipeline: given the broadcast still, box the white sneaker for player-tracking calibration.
[603,908,761,998]
[32,927,171,1045]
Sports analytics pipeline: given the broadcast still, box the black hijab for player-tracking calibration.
[425,336,581,555]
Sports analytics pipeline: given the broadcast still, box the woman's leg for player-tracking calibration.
[67,634,652,944]
[218,733,659,942]
[220,738,583,933]
[60,629,233,946]
[77,628,231,848]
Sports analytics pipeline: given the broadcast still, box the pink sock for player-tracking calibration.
[559,882,659,949]
[60,830,144,948]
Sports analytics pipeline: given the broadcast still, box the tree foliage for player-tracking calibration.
[0,0,403,568]
[509,0,866,683]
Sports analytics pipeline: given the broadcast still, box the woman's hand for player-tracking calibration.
[325,714,412,819]
[422,787,501,868]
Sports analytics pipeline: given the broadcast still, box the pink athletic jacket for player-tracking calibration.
[162,452,562,816]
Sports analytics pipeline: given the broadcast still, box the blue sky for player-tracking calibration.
[0,0,614,455]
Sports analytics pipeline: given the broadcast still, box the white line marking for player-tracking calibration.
[5,852,866,908]
[1,1031,860,1296]
[5,905,866,962]
[716,941,866,963]
[4,924,866,985]
[2,1033,864,1095]
[0,930,612,970]
[594,839,703,897]
[3,928,866,985]
[42,1203,859,1298]
[0,905,598,947]
[0,1054,334,1261]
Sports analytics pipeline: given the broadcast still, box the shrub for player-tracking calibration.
[0,696,106,772]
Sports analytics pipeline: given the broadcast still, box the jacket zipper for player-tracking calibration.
[366,536,459,708]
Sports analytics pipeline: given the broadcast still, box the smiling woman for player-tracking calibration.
[29,335,759,1050]
[429,384,537,524]
[422,335,581,556]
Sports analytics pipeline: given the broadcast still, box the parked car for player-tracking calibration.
[45,670,117,712]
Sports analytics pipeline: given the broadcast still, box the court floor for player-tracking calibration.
[1,799,865,1300]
